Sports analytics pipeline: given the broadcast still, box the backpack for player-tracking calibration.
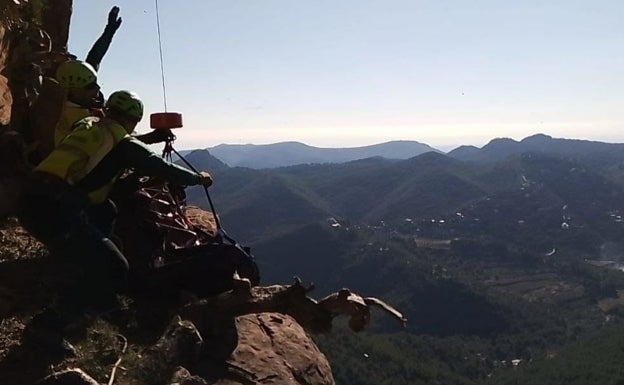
[112,174,260,297]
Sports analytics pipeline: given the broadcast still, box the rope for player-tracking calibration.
[168,144,223,230]
[154,0,168,112]
[107,334,128,385]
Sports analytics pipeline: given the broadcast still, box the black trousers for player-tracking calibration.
[85,199,118,238]
[18,173,129,310]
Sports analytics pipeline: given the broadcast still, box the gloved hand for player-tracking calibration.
[199,171,213,187]
[135,129,175,145]
[105,6,122,34]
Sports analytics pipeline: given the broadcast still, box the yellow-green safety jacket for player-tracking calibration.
[53,102,94,147]
[37,116,203,204]
[38,116,128,203]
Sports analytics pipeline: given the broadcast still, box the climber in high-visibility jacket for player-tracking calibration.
[47,58,174,233]
[34,6,123,157]
[53,63,173,146]
[52,60,173,147]
[33,6,171,158]
[52,60,103,146]
[19,90,213,304]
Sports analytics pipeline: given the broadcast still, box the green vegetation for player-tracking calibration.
[489,325,624,385]
[249,219,620,384]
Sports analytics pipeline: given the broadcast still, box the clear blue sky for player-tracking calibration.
[69,0,623,151]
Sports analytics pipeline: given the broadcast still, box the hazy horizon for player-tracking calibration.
[168,132,623,153]
[69,1,624,150]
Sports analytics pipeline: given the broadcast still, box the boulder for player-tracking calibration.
[170,366,209,385]
[196,313,335,385]
[139,315,204,383]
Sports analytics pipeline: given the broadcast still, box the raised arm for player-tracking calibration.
[85,6,122,71]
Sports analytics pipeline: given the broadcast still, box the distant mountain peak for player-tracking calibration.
[453,145,480,151]
[402,151,458,169]
[487,137,519,145]
[182,149,229,171]
[521,133,553,143]
[414,151,450,161]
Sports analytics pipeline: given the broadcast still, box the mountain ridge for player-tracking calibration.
[203,140,441,168]
[448,133,624,163]
[178,134,624,170]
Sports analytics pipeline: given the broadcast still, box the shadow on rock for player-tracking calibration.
[0,256,70,318]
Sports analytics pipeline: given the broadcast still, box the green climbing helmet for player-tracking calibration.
[105,90,144,121]
[55,60,98,89]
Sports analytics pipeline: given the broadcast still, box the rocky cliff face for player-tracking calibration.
[0,0,73,217]
[0,22,11,125]
[0,218,339,384]
[0,0,71,134]
[0,2,338,384]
